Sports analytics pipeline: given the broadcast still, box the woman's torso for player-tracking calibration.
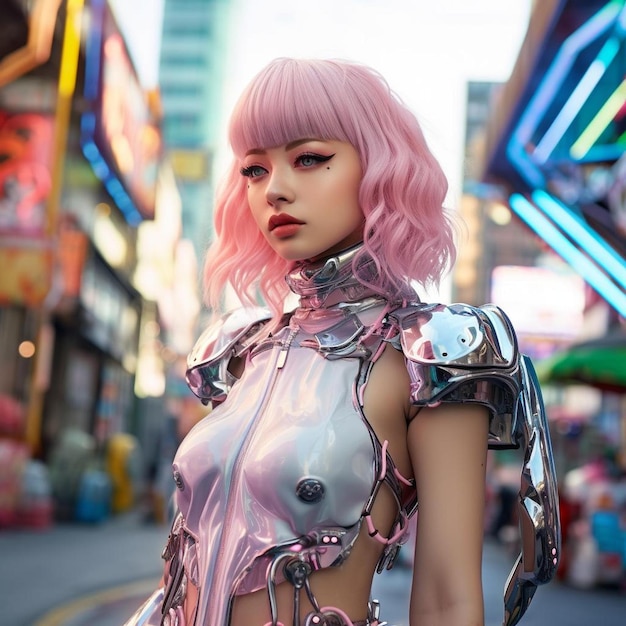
[173,309,415,626]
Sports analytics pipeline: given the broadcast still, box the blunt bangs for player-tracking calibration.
[229,59,355,157]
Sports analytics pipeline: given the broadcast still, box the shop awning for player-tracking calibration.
[536,330,626,393]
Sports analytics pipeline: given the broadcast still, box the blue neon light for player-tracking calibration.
[501,2,626,316]
[619,1,626,29]
[505,134,545,189]
[509,194,626,316]
[532,190,626,290]
[80,0,147,227]
[584,143,626,162]
[533,37,620,163]
[80,138,141,225]
[80,112,96,135]
[511,1,621,167]
[81,138,99,161]
[83,0,105,101]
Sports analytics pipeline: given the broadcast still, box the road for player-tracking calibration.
[1,512,624,625]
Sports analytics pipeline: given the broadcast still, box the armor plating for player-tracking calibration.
[186,306,272,406]
[125,246,559,626]
[392,302,560,625]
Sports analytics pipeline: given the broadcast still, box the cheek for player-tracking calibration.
[338,175,362,219]
[330,168,360,202]
[246,194,265,230]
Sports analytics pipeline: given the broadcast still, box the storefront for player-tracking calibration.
[0,0,163,526]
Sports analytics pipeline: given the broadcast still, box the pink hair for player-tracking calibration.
[204,58,456,318]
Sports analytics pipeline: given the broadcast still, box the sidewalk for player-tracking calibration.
[0,510,168,626]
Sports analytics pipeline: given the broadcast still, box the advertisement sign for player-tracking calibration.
[0,0,62,90]
[81,0,161,223]
[0,110,54,305]
[490,264,586,339]
[0,245,52,306]
[0,111,54,237]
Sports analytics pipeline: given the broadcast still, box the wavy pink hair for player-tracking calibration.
[204,58,456,318]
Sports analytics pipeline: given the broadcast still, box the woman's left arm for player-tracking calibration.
[407,403,489,626]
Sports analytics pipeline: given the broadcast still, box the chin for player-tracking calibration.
[272,243,327,263]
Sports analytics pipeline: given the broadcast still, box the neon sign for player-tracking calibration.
[504,0,626,316]
[81,0,160,225]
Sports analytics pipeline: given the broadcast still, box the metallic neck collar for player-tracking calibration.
[285,243,380,309]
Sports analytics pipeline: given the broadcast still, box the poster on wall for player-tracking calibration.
[0,111,54,237]
[0,110,54,305]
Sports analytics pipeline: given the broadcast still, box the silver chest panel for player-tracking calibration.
[172,327,375,626]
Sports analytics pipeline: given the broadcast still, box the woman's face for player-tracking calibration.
[241,139,364,261]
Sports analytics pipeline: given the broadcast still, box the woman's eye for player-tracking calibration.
[240,165,267,179]
[295,153,334,168]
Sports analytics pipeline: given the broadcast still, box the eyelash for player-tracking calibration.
[240,165,264,178]
[295,152,334,167]
[239,152,335,178]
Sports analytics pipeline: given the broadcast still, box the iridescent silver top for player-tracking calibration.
[124,244,560,626]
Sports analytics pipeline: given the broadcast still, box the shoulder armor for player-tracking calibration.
[390,302,521,447]
[392,302,561,623]
[186,307,271,405]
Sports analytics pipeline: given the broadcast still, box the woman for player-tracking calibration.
[126,58,559,626]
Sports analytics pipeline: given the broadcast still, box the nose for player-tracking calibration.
[265,167,294,207]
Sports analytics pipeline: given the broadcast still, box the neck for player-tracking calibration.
[285,243,381,309]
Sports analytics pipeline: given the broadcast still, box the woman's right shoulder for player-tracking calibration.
[185,307,272,406]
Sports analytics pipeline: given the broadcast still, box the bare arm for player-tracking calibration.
[407,404,489,626]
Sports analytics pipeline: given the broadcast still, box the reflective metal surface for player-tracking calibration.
[392,303,520,447]
[172,310,405,626]
[391,302,560,625]
[122,588,165,626]
[502,356,561,626]
[186,306,271,405]
[128,253,560,626]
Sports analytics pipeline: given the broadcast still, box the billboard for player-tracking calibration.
[0,110,54,305]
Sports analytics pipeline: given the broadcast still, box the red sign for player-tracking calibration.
[0,111,54,237]
[0,110,54,305]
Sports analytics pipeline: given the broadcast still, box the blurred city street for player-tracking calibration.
[1,511,624,626]
[1,1,626,626]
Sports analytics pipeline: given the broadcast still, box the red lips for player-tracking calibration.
[268,213,305,232]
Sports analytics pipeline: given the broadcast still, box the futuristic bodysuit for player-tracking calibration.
[125,244,560,626]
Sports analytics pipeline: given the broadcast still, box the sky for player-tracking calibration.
[110,0,532,204]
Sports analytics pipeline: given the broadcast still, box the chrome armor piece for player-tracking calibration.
[502,356,560,626]
[392,302,560,625]
[124,245,559,626]
[186,306,272,406]
[392,302,521,448]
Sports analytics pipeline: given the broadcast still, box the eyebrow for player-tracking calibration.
[245,138,321,156]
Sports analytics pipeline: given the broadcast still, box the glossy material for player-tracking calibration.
[125,247,560,626]
[186,306,271,405]
[123,588,165,625]
[392,302,520,447]
[502,356,560,626]
[156,248,409,626]
[392,301,561,625]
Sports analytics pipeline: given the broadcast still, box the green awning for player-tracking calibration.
[535,331,626,393]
